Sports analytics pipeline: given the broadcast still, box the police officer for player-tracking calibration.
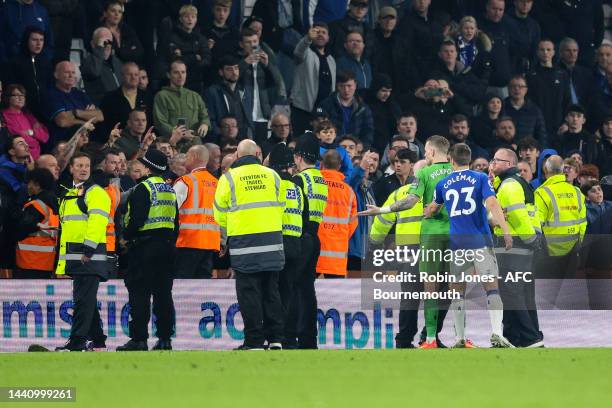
[56,152,111,351]
[370,167,423,348]
[490,148,543,348]
[290,133,328,349]
[267,143,303,345]
[173,145,220,278]
[214,140,285,350]
[534,155,587,302]
[117,149,178,351]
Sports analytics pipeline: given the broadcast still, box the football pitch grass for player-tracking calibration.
[2,349,612,407]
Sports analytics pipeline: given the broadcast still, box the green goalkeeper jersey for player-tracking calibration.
[408,162,452,235]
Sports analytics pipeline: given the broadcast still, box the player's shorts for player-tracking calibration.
[450,246,499,282]
[419,234,450,275]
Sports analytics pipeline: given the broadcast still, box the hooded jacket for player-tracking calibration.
[530,148,557,189]
[0,0,54,63]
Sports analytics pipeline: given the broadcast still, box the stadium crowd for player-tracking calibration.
[0,0,612,350]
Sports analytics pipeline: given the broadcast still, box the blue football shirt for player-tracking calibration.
[434,169,495,249]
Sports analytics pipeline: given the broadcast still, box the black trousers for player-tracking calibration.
[174,248,214,279]
[235,270,284,347]
[12,269,53,279]
[125,238,175,341]
[70,274,105,343]
[287,232,319,349]
[497,248,542,347]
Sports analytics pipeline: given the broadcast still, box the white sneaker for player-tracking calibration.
[490,334,515,348]
[269,342,282,350]
[525,340,545,348]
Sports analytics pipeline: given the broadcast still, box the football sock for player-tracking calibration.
[451,295,466,341]
[486,289,503,336]
[424,299,438,341]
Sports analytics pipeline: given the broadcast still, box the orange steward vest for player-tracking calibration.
[104,182,121,252]
[175,169,221,250]
[316,169,357,276]
[16,199,59,271]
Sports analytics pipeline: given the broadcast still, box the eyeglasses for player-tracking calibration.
[272,124,290,128]
[491,157,510,164]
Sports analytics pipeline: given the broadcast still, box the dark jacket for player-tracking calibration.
[81,47,122,105]
[503,98,548,148]
[328,14,373,58]
[403,94,470,141]
[0,0,54,63]
[100,87,153,137]
[317,92,375,147]
[0,154,28,267]
[336,55,372,90]
[507,11,541,72]
[373,173,408,206]
[586,200,612,235]
[203,82,252,139]
[161,25,211,90]
[477,15,518,87]
[362,89,401,152]
[15,189,58,241]
[370,26,418,94]
[596,138,612,178]
[471,113,499,150]
[526,64,571,141]
[238,55,286,120]
[559,130,598,164]
[105,22,144,64]
[202,23,240,65]
[2,27,53,118]
[398,8,445,77]
[560,62,607,131]
[557,0,604,65]
[431,60,488,107]
[530,0,565,43]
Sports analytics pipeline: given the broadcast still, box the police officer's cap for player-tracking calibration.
[269,143,294,170]
[294,132,320,163]
[139,148,168,172]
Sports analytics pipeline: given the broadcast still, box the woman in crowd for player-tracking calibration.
[471,94,503,149]
[1,84,49,160]
[99,0,144,64]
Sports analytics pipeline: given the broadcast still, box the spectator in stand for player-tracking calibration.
[291,23,336,135]
[36,153,60,180]
[153,60,210,140]
[563,157,581,186]
[558,104,597,164]
[391,113,424,161]
[491,116,518,154]
[373,147,415,205]
[100,62,153,139]
[2,27,52,119]
[2,84,49,160]
[517,136,540,180]
[432,39,487,109]
[370,6,418,94]
[99,0,144,64]
[261,113,291,159]
[38,0,79,61]
[407,78,470,140]
[471,157,489,173]
[471,94,503,151]
[0,135,31,268]
[328,0,373,58]
[314,119,353,179]
[559,38,605,130]
[138,68,149,92]
[237,28,286,144]
[503,75,547,147]
[45,61,104,145]
[160,5,211,95]
[397,0,445,79]
[557,0,604,66]
[113,109,155,160]
[380,134,409,174]
[530,0,564,44]
[517,158,533,182]
[204,55,250,140]
[478,0,519,97]
[362,73,400,152]
[0,0,54,64]
[454,16,493,82]
[317,70,374,147]
[81,27,123,106]
[596,116,612,177]
[336,31,372,90]
[594,44,612,109]
[217,114,240,145]
[527,39,570,146]
[202,0,240,80]
[447,114,489,159]
[508,0,540,73]
[339,135,360,159]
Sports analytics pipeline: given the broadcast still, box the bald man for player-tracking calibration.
[173,144,220,278]
[36,154,60,180]
[45,60,104,144]
[213,138,285,350]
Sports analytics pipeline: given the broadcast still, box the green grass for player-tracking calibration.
[1,349,612,407]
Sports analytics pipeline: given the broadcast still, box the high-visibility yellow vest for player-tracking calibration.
[125,176,177,232]
[213,161,285,273]
[534,174,587,256]
[56,183,110,276]
[297,168,328,224]
[370,184,423,246]
[280,178,303,238]
[493,174,539,244]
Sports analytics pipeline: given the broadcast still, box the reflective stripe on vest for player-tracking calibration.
[135,177,177,231]
[281,179,303,237]
[299,169,328,224]
[16,199,59,271]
